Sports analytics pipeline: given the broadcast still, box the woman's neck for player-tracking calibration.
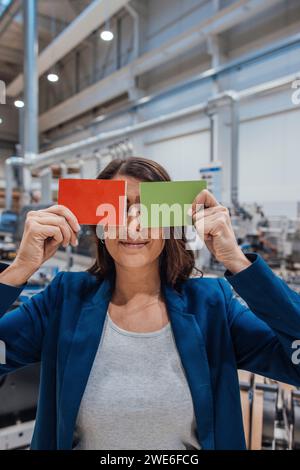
[112,261,161,305]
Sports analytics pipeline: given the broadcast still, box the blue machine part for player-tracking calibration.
[0,211,18,234]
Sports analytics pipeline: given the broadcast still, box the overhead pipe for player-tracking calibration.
[31,63,298,170]
[41,30,300,144]
[37,0,284,132]
[28,66,299,207]
[6,70,298,207]
[32,99,210,168]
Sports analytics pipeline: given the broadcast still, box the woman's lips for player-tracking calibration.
[119,240,150,249]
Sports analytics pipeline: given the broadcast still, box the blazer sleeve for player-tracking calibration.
[0,263,64,376]
[218,253,300,386]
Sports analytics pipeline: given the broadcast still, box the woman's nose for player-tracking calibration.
[127,213,141,238]
[126,204,149,239]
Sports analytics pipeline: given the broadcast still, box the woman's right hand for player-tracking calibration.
[0,205,80,286]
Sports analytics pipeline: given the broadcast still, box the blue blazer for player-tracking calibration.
[0,253,300,450]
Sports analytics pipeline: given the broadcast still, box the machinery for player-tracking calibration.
[0,365,39,450]
[200,203,300,294]
[239,372,300,450]
[291,390,300,449]
[0,205,96,450]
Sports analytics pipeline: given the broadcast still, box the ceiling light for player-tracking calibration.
[100,30,114,41]
[14,100,24,108]
[47,73,59,83]
[138,96,151,105]
[0,117,3,124]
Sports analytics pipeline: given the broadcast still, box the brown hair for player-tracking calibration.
[87,156,202,290]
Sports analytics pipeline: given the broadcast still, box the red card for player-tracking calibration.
[58,178,127,225]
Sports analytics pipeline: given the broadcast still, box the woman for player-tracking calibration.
[0,156,300,450]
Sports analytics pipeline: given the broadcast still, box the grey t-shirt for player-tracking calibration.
[73,311,201,450]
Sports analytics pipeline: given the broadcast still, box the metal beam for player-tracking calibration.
[34,68,300,168]
[0,45,23,64]
[125,3,139,59]
[23,0,38,161]
[40,27,300,143]
[6,0,130,97]
[38,0,284,132]
[132,0,283,76]
[34,99,210,168]
[39,66,132,133]
[0,0,21,40]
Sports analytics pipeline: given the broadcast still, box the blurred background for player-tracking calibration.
[0,0,300,451]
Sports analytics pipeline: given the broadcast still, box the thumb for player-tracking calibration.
[192,189,219,214]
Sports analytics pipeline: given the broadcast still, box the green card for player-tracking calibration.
[139,180,207,228]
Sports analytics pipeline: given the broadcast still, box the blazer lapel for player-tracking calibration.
[162,283,215,450]
[57,278,215,450]
[57,278,113,449]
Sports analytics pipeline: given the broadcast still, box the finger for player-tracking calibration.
[37,224,64,245]
[44,239,60,257]
[39,205,80,233]
[195,212,229,239]
[192,205,228,223]
[34,213,72,245]
[43,238,61,261]
[191,189,220,214]
[28,218,70,248]
[35,214,78,247]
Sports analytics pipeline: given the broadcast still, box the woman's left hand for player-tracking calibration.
[190,189,251,274]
